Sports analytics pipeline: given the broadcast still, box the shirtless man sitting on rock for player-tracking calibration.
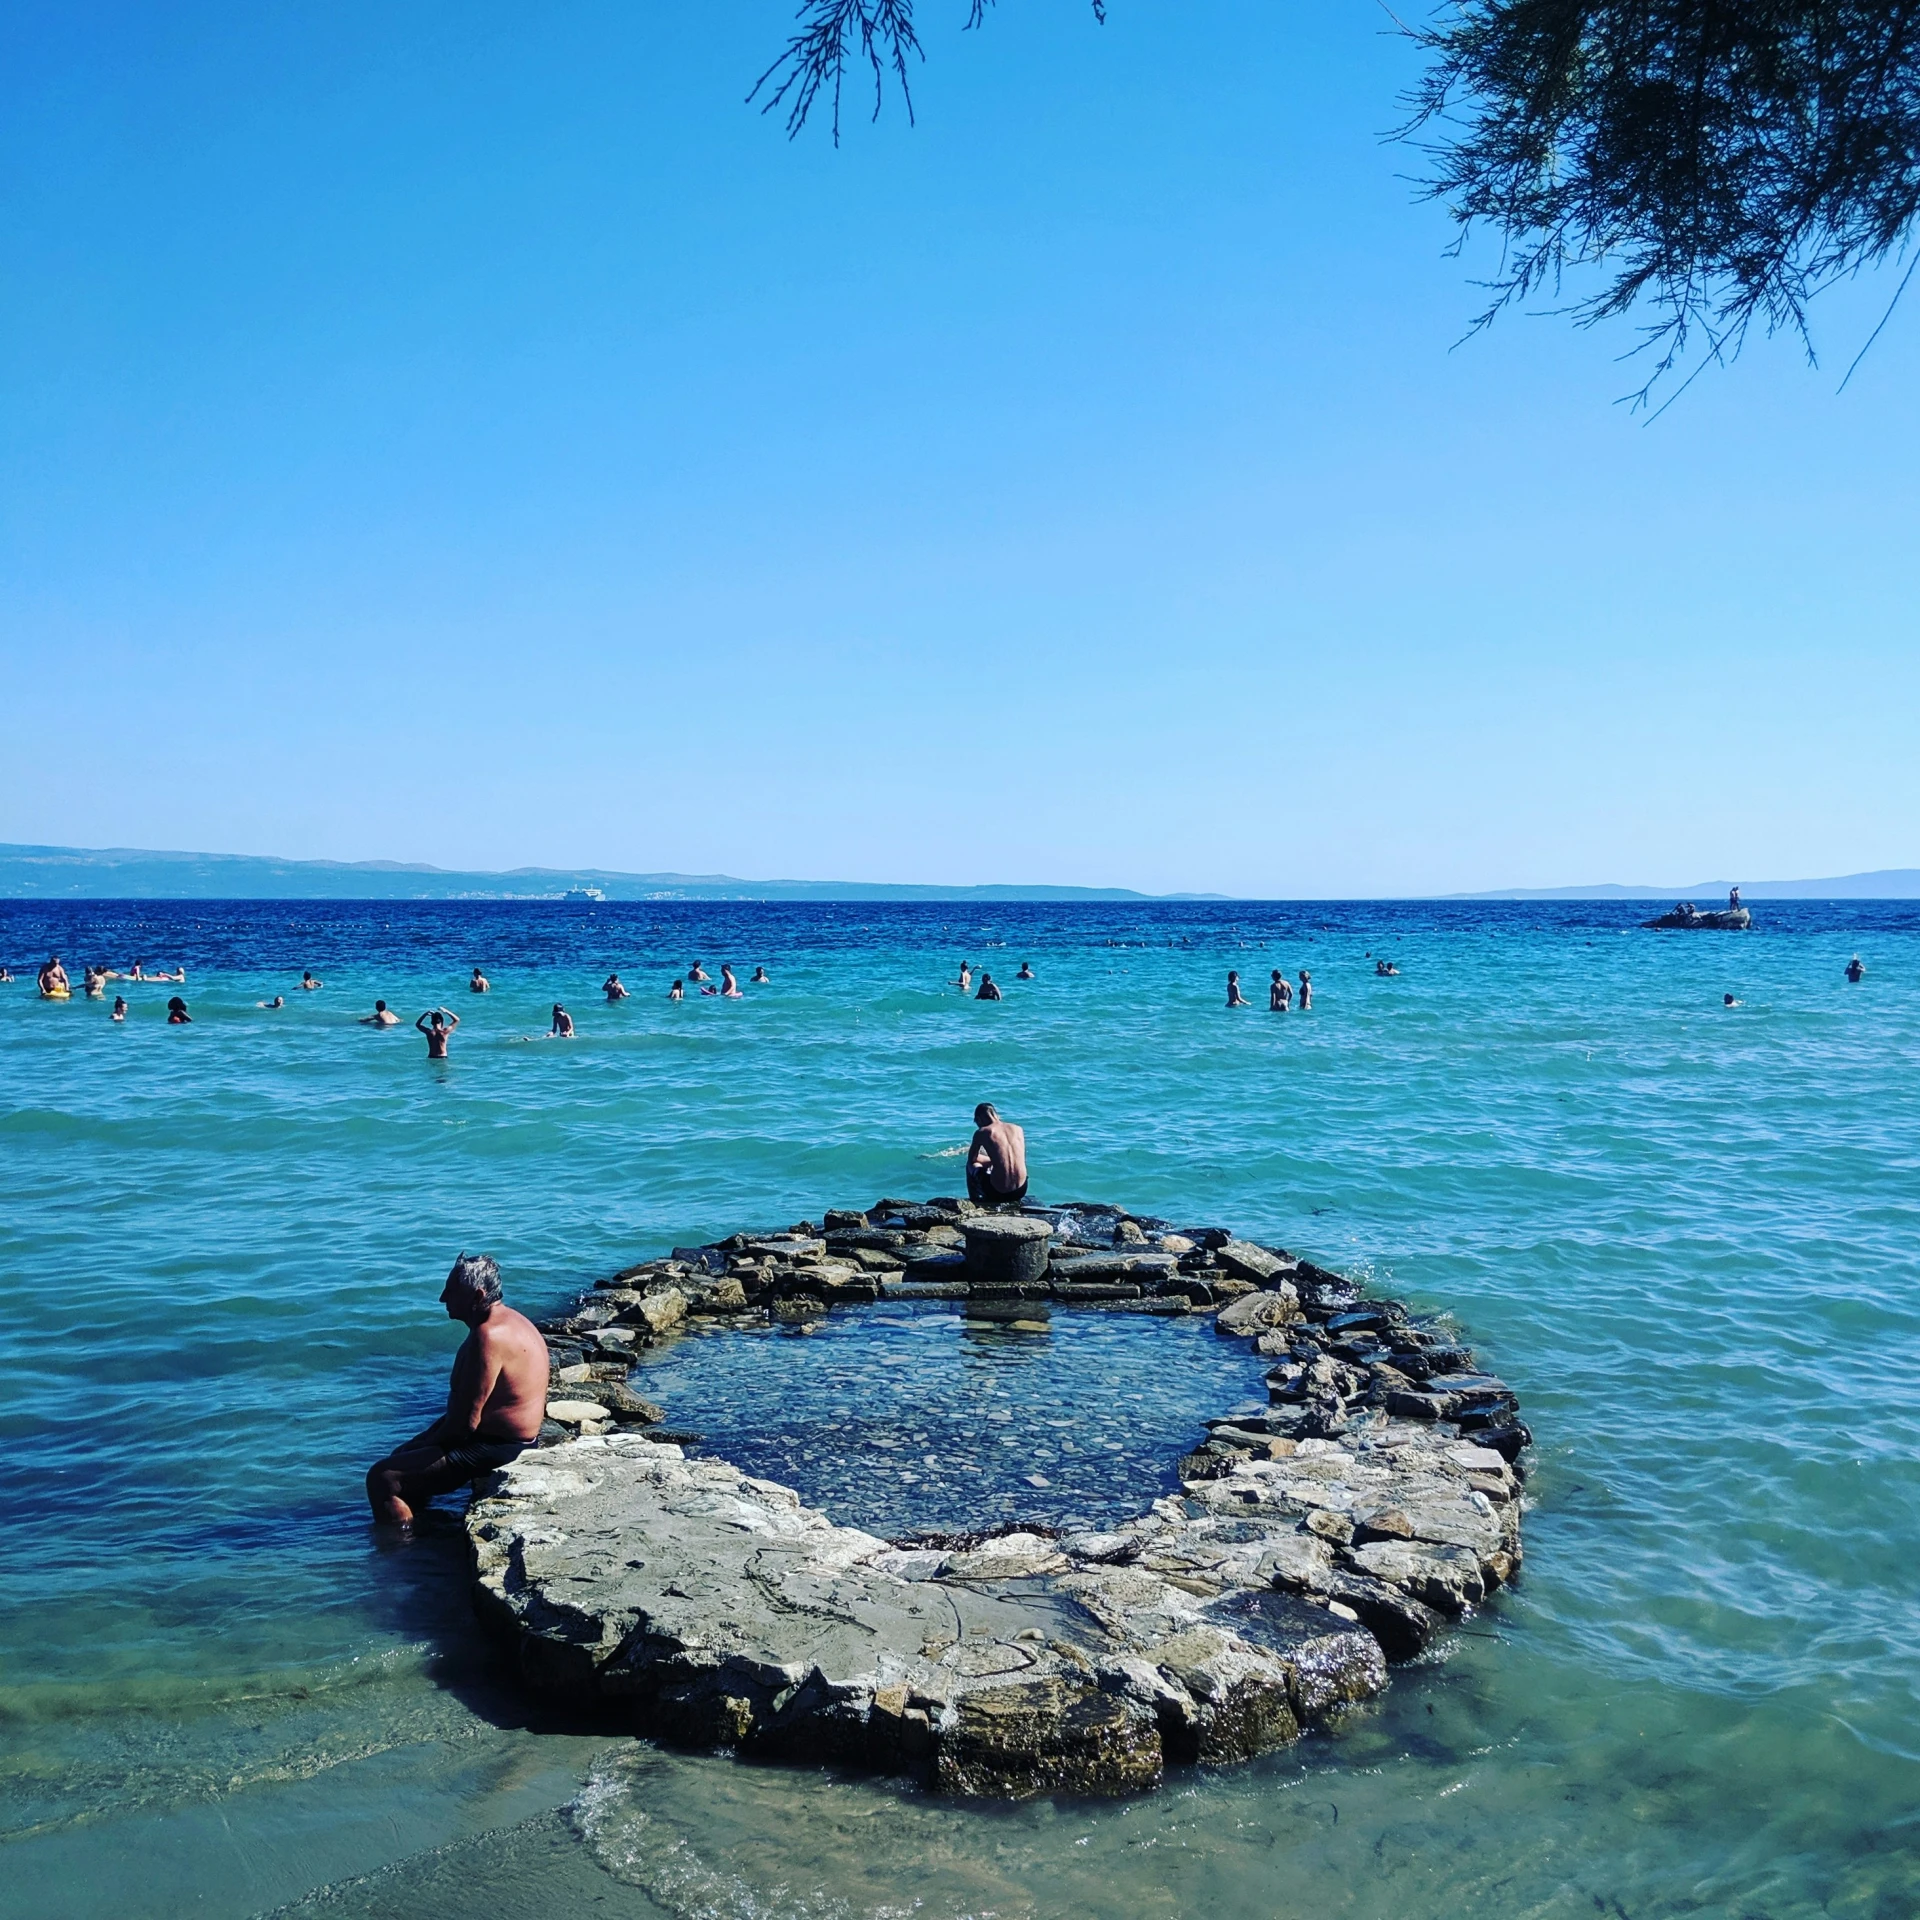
[366,1253,549,1530]
[966,1102,1028,1207]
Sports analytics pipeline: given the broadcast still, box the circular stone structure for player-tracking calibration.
[960,1212,1053,1289]
[463,1195,1530,1801]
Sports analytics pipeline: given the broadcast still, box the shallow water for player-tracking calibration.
[2,897,1916,1919]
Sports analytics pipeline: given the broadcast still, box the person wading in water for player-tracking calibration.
[417,1007,459,1057]
[365,1254,549,1531]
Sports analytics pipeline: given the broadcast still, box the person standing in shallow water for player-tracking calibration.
[1226,970,1250,1007]
[975,971,1002,1000]
[967,1103,1028,1206]
[1298,969,1312,1010]
[470,968,490,993]
[365,1253,549,1532]
[1269,969,1291,1011]
[417,1007,458,1057]
[668,979,685,1001]
[720,965,743,998]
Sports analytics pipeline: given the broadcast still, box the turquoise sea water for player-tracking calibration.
[2,897,1916,1920]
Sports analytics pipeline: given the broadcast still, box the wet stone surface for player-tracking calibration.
[629,1303,1275,1540]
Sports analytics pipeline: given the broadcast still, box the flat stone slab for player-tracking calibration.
[466,1193,1532,1800]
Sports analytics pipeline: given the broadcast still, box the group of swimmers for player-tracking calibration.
[17,954,190,1022]
[1225,968,1313,1010]
[954,960,1035,1001]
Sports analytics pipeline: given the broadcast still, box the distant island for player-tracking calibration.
[1448,872,1920,901]
[0,843,1225,904]
[0,843,1915,903]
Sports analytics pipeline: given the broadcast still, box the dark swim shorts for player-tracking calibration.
[442,1436,529,1478]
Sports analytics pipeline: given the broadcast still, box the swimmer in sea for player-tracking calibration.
[39,955,70,997]
[111,995,127,1021]
[0,967,13,983]
[84,965,107,999]
[550,1004,575,1037]
[1846,956,1866,983]
[470,968,490,993]
[603,973,628,1002]
[1270,969,1291,1011]
[300,970,323,991]
[258,994,285,1009]
[166,995,191,1024]
[1298,969,1312,1010]
[417,1008,459,1056]
[1226,970,1250,1008]
[976,971,1002,1001]
[687,962,710,984]
[668,979,685,1001]
[361,1000,401,1026]
[750,966,770,984]
[1016,962,1035,981]
[720,965,743,998]
[1723,992,1740,1007]
[957,961,973,992]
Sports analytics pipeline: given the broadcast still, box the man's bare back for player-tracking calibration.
[446,1305,549,1442]
[967,1103,1028,1202]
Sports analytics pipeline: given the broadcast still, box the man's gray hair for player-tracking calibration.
[446,1251,502,1304]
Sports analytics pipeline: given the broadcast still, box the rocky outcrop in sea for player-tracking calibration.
[465,1197,1530,1799]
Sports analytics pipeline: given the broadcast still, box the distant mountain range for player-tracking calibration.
[0,843,1913,902]
[0,843,1223,903]
[1450,872,1920,900]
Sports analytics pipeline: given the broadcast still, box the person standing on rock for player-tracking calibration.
[365,1253,550,1531]
[967,1103,1028,1206]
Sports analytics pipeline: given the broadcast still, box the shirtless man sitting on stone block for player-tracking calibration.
[966,1102,1028,1207]
[366,1253,550,1530]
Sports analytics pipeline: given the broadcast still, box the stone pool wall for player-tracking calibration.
[464,1196,1531,1799]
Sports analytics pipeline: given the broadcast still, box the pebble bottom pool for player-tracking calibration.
[1,897,1916,1920]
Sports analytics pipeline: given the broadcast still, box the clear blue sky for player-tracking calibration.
[2,2,1915,895]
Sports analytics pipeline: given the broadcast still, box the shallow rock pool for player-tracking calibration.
[629,1300,1276,1539]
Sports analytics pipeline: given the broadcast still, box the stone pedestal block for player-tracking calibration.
[961,1214,1052,1289]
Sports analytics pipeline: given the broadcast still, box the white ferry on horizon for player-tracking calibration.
[563,886,606,903]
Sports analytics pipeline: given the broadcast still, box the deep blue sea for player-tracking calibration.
[2,897,1916,1920]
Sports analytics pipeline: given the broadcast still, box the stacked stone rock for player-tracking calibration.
[469,1196,1530,1800]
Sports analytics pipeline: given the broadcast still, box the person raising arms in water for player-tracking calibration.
[967,1103,1028,1207]
[417,1007,459,1057]
[364,1253,549,1531]
[1225,970,1250,1008]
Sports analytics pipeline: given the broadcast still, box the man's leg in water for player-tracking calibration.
[366,1421,472,1525]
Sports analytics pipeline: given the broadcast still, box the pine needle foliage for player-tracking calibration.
[1403,2,1920,398]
